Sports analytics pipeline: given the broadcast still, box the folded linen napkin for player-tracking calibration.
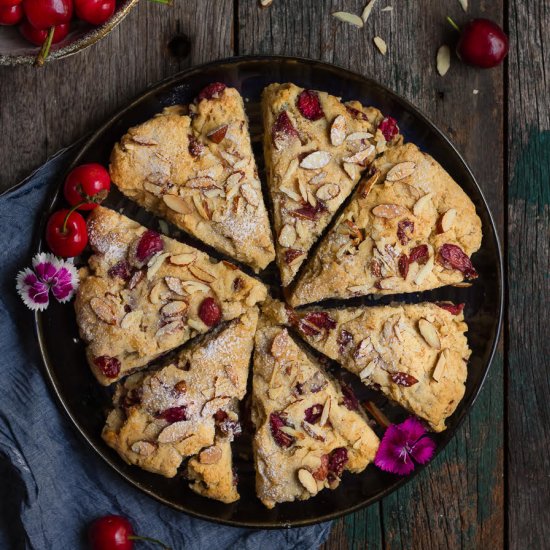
[0,148,331,550]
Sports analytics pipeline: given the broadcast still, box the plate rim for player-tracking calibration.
[33,54,504,528]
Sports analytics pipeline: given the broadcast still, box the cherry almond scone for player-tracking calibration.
[102,307,259,503]
[262,83,403,286]
[109,83,275,273]
[290,143,482,306]
[74,206,266,385]
[252,306,379,508]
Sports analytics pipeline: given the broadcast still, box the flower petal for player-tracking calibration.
[16,267,50,311]
[410,435,437,465]
[32,252,63,283]
[374,424,416,476]
[399,416,428,442]
[51,262,79,303]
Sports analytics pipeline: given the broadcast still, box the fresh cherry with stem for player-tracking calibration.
[88,515,172,550]
[45,206,88,258]
[23,0,73,65]
[447,16,509,68]
[64,163,111,210]
[19,20,68,45]
[75,0,115,26]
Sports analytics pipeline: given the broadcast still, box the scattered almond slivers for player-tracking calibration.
[437,45,451,77]
[361,0,378,23]
[332,11,364,28]
[458,0,468,12]
[373,36,387,55]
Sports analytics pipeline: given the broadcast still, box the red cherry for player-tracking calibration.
[19,20,68,45]
[45,208,88,258]
[456,18,509,68]
[198,297,222,327]
[0,0,22,7]
[0,3,22,24]
[23,0,72,29]
[74,0,115,26]
[88,515,171,550]
[64,163,111,210]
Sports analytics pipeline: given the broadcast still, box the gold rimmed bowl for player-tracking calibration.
[0,0,139,66]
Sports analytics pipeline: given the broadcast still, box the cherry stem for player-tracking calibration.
[35,26,54,67]
[446,16,460,32]
[364,401,391,429]
[146,0,172,4]
[128,535,172,549]
[61,202,86,234]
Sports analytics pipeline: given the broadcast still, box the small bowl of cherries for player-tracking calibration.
[0,0,141,66]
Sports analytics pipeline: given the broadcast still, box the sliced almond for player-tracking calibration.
[165,276,186,295]
[347,283,372,294]
[155,320,183,340]
[458,0,468,12]
[342,145,375,164]
[440,208,457,232]
[386,161,417,182]
[120,310,143,330]
[361,0,378,22]
[432,350,447,381]
[271,330,289,358]
[414,255,434,285]
[169,252,197,266]
[192,194,211,220]
[161,301,188,318]
[418,318,441,349]
[149,282,165,304]
[298,179,308,203]
[300,151,332,170]
[309,171,327,185]
[147,252,169,280]
[131,441,156,456]
[373,36,387,55]
[188,264,216,283]
[199,445,222,464]
[413,193,433,216]
[330,115,347,146]
[343,162,357,179]
[360,360,376,380]
[163,194,193,214]
[346,131,373,141]
[90,297,118,325]
[157,421,191,443]
[181,280,210,294]
[240,183,259,206]
[186,176,218,189]
[278,224,297,247]
[280,185,302,202]
[378,276,402,290]
[207,125,228,144]
[225,171,244,188]
[298,468,319,494]
[306,188,317,207]
[437,45,451,77]
[283,158,299,183]
[332,11,364,28]
[316,183,340,201]
[319,397,331,427]
[144,182,163,196]
[372,203,408,219]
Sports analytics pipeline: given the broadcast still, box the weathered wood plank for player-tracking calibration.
[238,2,504,548]
[0,0,234,192]
[507,2,550,548]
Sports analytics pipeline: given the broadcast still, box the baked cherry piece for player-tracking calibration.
[0,3,22,24]
[45,208,88,258]
[198,297,222,326]
[88,515,170,550]
[19,20,69,45]
[456,18,509,68]
[64,163,111,210]
[75,0,115,26]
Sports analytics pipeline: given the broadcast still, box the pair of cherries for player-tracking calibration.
[0,0,116,65]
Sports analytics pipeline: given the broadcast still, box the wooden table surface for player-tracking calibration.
[1,1,548,548]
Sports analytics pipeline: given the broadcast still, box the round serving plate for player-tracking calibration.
[34,56,503,528]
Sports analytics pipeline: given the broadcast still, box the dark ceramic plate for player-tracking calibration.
[35,56,503,528]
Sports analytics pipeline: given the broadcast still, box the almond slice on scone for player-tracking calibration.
[102,307,258,498]
[75,207,266,385]
[284,302,471,432]
[289,143,482,306]
[262,82,403,286]
[109,83,275,273]
[251,307,379,508]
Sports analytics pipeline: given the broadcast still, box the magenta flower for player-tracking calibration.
[16,252,79,311]
[374,416,436,476]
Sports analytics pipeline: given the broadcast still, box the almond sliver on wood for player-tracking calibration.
[361,0,378,23]
[437,45,451,76]
[332,11,364,28]
[373,36,387,55]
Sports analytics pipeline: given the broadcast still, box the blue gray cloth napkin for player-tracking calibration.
[0,149,332,550]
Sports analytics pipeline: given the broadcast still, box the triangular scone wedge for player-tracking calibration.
[102,308,258,496]
[109,83,275,272]
[262,82,402,286]
[290,143,483,306]
[75,207,266,385]
[187,435,239,503]
[252,308,379,508]
[287,302,471,432]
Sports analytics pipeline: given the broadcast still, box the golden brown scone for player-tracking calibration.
[187,436,239,503]
[110,85,275,272]
[262,82,403,286]
[75,207,266,385]
[102,308,258,484]
[286,302,471,432]
[252,308,379,509]
[290,143,483,306]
